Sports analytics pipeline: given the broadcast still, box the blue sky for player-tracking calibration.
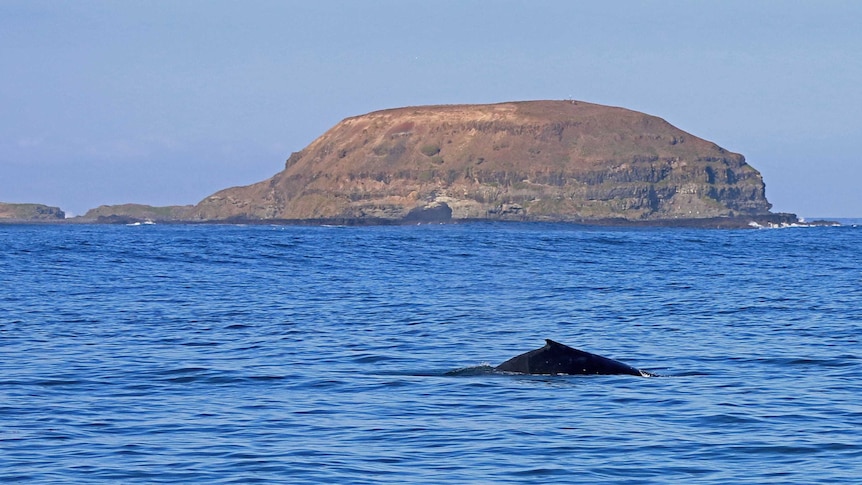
[2,1,860,218]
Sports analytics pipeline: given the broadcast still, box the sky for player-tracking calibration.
[2,1,861,218]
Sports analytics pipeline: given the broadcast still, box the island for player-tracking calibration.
[8,100,807,227]
[187,100,793,226]
[0,203,65,222]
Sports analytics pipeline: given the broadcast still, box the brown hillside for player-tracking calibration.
[190,100,773,222]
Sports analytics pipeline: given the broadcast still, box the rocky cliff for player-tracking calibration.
[0,202,65,221]
[190,100,775,223]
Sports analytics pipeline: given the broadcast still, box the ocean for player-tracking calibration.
[2,222,860,483]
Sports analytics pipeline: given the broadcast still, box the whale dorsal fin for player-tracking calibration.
[545,339,572,349]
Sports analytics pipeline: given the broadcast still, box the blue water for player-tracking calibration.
[2,222,860,483]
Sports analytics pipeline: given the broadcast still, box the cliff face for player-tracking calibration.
[191,100,773,223]
[0,202,65,221]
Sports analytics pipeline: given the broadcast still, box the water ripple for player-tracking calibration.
[2,223,861,483]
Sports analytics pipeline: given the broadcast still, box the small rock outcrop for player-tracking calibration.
[187,100,775,223]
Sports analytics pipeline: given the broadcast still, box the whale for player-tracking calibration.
[495,339,655,377]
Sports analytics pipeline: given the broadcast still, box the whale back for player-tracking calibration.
[495,339,649,376]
